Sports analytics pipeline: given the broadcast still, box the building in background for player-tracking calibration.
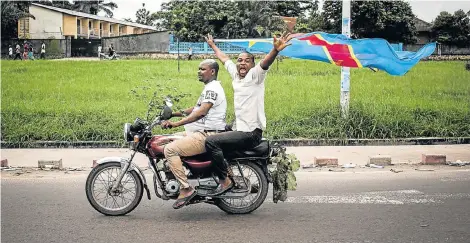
[18,3,156,40]
[414,17,432,45]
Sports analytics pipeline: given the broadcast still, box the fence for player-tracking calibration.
[404,44,470,55]
[169,35,259,54]
[102,31,170,54]
[169,34,405,54]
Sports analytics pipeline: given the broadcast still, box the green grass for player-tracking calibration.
[1,59,470,143]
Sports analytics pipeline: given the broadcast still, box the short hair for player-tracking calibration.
[240,51,255,63]
[200,59,219,77]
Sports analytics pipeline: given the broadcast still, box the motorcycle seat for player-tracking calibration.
[226,140,270,159]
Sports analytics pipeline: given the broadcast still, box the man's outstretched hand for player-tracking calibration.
[204,34,215,47]
[273,31,294,52]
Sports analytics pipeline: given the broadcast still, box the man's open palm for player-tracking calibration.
[273,32,293,52]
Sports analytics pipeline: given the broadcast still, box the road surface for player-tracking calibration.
[2,166,470,243]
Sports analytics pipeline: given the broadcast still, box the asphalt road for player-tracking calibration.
[2,167,470,243]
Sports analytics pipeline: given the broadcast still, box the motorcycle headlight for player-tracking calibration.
[123,123,132,142]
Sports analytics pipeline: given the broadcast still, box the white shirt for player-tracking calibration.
[9,47,13,55]
[98,46,102,52]
[41,44,45,53]
[224,60,268,132]
[184,80,227,133]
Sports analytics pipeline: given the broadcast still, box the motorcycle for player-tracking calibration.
[85,97,281,215]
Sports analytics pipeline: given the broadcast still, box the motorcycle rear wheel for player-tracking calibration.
[216,162,268,214]
[85,162,143,216]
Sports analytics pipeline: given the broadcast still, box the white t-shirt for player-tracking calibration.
[8,47,13,55]
[224,60,268,132]
[184,80,227,133]
[98,46,102,52]
[41,44,45,53]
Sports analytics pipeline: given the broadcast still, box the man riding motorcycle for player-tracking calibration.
[161,59,227,209]
[204,32,293,196]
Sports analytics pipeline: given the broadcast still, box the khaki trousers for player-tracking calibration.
[164,131,215,189]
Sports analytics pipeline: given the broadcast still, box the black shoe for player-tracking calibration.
[207,182,233,196]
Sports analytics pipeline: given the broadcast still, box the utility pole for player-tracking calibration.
[340,0,351,118]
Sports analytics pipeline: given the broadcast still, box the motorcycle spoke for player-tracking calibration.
[96,174,108,185]
[118,193,131,205]
[121,189,136,199]
[110,196,119,208]
[121,174,133,186]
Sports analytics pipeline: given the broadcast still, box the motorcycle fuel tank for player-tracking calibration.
[147,135,183,158]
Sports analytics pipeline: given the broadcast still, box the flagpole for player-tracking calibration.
[341,0,351,118]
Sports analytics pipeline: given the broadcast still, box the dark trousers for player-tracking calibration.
[205,129,262,180]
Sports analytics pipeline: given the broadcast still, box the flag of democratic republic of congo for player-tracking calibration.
[220,32,436,76]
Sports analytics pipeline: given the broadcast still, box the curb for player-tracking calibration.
[2,137,470,149]
[302,153,470,169]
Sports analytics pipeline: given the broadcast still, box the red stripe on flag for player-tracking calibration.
[299,35,360,68]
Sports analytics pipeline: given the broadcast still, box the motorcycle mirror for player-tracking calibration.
[161,105,172,120]
[164,97,173,108]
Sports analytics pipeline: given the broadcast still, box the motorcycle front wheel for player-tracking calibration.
[85,162,143,216]
[215,162,268,214]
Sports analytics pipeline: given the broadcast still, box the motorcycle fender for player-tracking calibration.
[95,157,148,188]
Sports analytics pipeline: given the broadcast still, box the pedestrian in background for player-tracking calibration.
[40,42,46,59]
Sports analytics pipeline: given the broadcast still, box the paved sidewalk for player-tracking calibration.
[1,144,469,168]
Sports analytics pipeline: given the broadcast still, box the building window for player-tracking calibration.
[89,21,92,29]
[19,17,30,38]
[109,25,112,33]
[77,19,81,34]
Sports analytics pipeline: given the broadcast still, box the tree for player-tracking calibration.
[35,0,73,10]
[321,0,417,43]
[274,0,315,18]
[321,0,341,34]
[135,3,155,25]
[1,1,34,40]
[431,10,470,47]
[154,0,310,41]
[72,0,118,18]
[236,1,284,38]
[292,0,323,33]
[154,1,242,41]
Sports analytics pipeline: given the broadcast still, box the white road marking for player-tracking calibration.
[268,190,470,205]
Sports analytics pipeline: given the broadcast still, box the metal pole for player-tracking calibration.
[340,0,351,118]
[177,37,180,72]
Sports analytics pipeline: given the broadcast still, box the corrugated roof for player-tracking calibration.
[31,3,157,30]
